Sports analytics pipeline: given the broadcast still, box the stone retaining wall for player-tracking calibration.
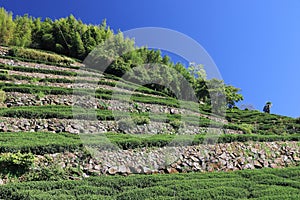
[35,141,300,176]
[0,117,240,135]
[5,92,228,124]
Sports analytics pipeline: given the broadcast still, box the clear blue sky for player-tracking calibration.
[1,0,300,117]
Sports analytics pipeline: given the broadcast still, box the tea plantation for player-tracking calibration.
[0,46,299,199]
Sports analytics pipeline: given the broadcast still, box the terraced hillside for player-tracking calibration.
[0,47,299,199]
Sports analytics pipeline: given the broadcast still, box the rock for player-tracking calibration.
[244,163,255,169]
[166,167,179,174]
[193,162,201,170]
[142,167,152,174]
[108,167,118,175]
[190,156,199,162]
[254,160,262,168]
[263,160,269,168]
[237,157,245,165]
[219,152,228,160]
[293,156,300,162]
[129,166,142,174]
[270,163,279,169]
[118,165,128,174]
[94,165,101,170]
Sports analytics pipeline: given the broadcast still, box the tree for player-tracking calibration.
[39,18,55,51]
[86,32,135,74]
[225,85,244,108]
[30,18,42,49]
[12,14,33,47]
[71,32,85,59]
[0,8,15,45]
[188,62,207,80]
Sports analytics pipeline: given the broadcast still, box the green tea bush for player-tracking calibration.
[8,47,74,65]
[0,63,77,76]
[0,132,81,154]
[1,166,299,199]
[238,123,254,134]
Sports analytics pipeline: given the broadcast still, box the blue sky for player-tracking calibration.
[1,0,300,117]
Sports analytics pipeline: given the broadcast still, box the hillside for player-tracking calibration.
[0,46,299,199]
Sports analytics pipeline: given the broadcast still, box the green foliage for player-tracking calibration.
[0,69,8,74]
[0,63,77,76]
[12,15,33,47]
[23,163,70,182]
[238,123,254,134]
[169,119,185,131]
[0,132,81,154]
[0,166,299,199]
[132,116,150,125]
[226,109,300,135]
[0,152,34,175]
[1,130,299,155]
[80,132,300,150]
[0,7,245,105]
[0,8,15,45]
[0,89,6,104]
[8,47,74,65]
[0,7,113,60]
[225,85,244,108]
[35,91,45,100]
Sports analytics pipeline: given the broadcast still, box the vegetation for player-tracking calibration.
[0,166,299,199]
[0,82,208,114]
[226,109,300,135]
[0,89,6,106]
[85,133,300,150]
[1,131,299,154]
[1,6,299,199]
[8,46,74,65]
[0,7,243,106]
[0,63,77,76]
[0,152,34,175]
[0,132,81,154]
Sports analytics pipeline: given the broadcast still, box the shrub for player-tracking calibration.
[35,91,45,100]
[0,69,8,74]
[169,119,185,131]
[132,116,150,125]
[0,90,6,107]
[0,152,34,175]
[238,123,254,134]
